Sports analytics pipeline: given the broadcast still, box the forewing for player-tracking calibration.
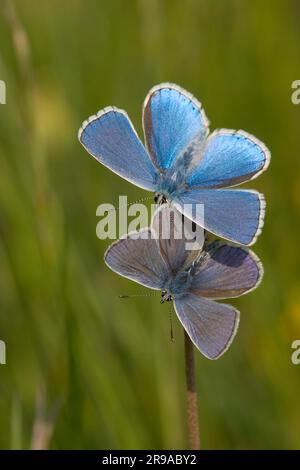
[191,242,263,299]
[143,83,209,171]
[104,229,169,289]
[79,107,157,191]
[174,293,239,359]
[187,130,270,189]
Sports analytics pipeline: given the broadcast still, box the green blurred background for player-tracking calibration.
[0,0,299,450]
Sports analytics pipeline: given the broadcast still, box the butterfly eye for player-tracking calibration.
[154,194,159,203]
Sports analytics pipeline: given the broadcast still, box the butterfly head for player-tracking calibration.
[154,193,167,205]
[160,290,173,304]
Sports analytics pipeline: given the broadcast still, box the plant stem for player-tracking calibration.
[184,331,200,450]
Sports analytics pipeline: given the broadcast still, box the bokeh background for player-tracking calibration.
[0,0,299,450]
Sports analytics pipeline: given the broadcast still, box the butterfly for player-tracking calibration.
[104,205,263,359]
[79,83,270,246]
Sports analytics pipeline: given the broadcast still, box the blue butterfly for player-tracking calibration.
[104,205,263,359]
[79,83,270,245]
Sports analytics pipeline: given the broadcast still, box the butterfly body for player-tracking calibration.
[163,268,193,299]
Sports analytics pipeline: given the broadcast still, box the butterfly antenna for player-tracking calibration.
[128,196,153,206]
[106,196,153,213]
[169,303,174,343]
[118,291,161,299]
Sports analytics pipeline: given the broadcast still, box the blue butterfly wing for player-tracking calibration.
[190,242,263,298]
[174,189,265,245]
[174,293,239,359]
[79,107,157,191]
[187,130,270,188]
[143,83,209,171]
[104,229,169,289]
